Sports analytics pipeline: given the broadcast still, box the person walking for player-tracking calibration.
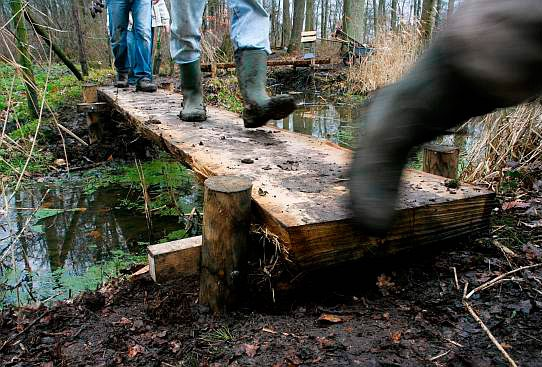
[169,0,296,126]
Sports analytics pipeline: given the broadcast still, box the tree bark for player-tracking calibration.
[10,0,39,117]
[305,0,314,31]
[287,0,305,53]
[343,0,365,42]
[372,0,378,37]
[282,0,292,48]
[447,0,455,21]
[391,0,399,31]
[72,0,89,76]
[420,0,436,41]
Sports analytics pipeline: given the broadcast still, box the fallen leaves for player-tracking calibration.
[127,344,144,358]
[241,343,259,358]
[317,313,344,324]
[502,200,530,211]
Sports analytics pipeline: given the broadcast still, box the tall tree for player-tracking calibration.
[287,0,305,53]
[10,0,39,117]
[447,0,455,20]
[390,0,398,31]
[282,0,292,48]
[378,0,385,30]
[320,0,328,37]
[343,0,365,42]
[420,0,436,41]
[72,0,89,76]
[305,0,314,30]
[372,0,378,36]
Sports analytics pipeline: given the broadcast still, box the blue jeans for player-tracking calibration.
[127,27,154,83]
[108,0,153,80]
[170,0,271,64]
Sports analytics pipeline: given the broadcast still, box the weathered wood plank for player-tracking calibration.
[148,236,202,283]
[98,87,496,271]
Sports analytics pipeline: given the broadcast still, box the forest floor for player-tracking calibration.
[1,193,542,367]
[2,66,542,366]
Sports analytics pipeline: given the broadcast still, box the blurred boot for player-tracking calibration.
[350,0,542,236]
[114,73,129,88]
[179,60,206,122]
[235,49,296,128]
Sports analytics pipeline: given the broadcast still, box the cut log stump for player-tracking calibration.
[148,236,202,283]
[199,175,253,314]
[423,144,460,179]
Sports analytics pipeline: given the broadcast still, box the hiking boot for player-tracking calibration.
[235,49,296,128]
[114,73,129,88]
[136,78,157,92]
[349,44,498,236]
[179,60,206,122]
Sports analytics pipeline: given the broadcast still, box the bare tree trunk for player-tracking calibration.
[372,0,378,37]
[378,0,385,30]
[391,0,398,31]
[447,0,455,20]
[343,0,365,41]
[10,0,39,117]
[287,0,305,53]
[420,0,436,41]
[72,0,89,76]
[282,0,292,48]
[305,0,314,30]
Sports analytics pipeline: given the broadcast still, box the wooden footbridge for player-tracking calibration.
[85,85,495,312]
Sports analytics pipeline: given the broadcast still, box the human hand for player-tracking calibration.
[90,0,105,18]
[164,24,170,34]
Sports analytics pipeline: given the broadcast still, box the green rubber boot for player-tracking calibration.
[235,49,297,128]
[179,60,206,122]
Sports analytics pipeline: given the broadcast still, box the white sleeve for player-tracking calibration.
[158,0,170,24]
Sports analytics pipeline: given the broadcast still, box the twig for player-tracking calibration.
[0,309,51,352]
[429,349,450,362]
[452,267,459,291]
[462,299,517,367]
[465,263,542,299]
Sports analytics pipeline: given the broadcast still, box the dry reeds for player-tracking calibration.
[460,102,542,190]
[346,25,422,95]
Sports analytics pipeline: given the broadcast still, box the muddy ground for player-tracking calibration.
[2,73,542,366]
[1,195,542,367]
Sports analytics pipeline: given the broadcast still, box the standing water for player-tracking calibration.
[0,159,202,307]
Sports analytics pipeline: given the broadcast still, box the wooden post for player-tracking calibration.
[423,144,459,179]
[82,83,104,144]
[199,175,253,314]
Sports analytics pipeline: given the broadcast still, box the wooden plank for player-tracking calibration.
[423,144,460,179]
[200,58,331,72]
[98,87,496,271]
[77,102,110,113]
[148,236,202,283]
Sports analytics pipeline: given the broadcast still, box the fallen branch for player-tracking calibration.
[465,263,542,299]
[462,282,518,367]
[463,299,517,367]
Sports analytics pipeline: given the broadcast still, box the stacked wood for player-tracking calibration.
[200,58,331,72]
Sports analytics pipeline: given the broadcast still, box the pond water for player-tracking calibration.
[272,93,483,170]
[0,159,203,307]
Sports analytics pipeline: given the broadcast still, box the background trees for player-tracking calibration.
[0,0,458,65]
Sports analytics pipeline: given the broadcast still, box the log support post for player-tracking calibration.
[199,175,253,314]
[423,144,460,179]
[79,83,106,144]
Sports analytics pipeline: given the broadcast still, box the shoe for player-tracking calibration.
[179,60,207,122]
[136,78,157,92]
[114,73,129,88]
[349,44,498,236]
[235,49,296,128]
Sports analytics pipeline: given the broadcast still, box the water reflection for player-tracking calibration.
[0,170,202,306]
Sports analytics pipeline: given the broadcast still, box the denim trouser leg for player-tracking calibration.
[170,0,271,64]
[131,0,153,80]
[108,0,130,74]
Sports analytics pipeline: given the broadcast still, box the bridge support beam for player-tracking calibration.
[199,175,253,314]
